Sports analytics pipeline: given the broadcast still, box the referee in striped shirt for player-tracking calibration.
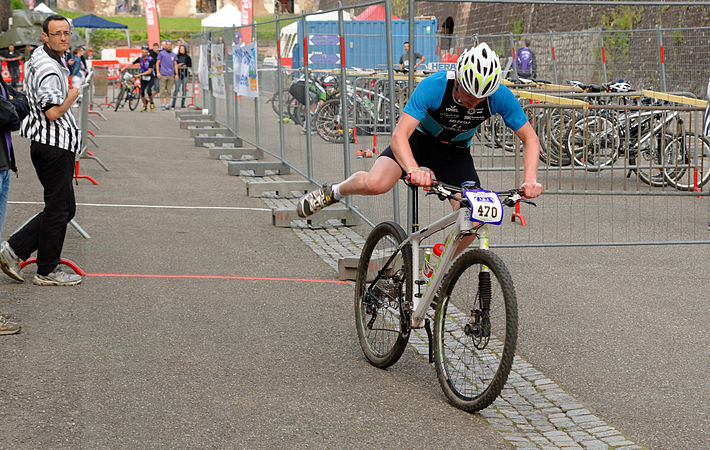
[0,14,82,286]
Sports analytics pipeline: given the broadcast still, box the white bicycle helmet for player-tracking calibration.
[608,79,633,93]
[455,43,502,98]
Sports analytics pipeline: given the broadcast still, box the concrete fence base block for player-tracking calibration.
[180,120,219,129]
[195,135,242,148]
[227,161,290,176]
[189,127,232,137]
[338,254,393,281]
[271,206,362,228]
[209,147,263,160]
[246,180,316,198]
[176,112,213,120]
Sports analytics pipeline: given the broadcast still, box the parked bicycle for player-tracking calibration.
[355,178,535,412]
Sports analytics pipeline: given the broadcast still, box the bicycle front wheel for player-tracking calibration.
[128,86,141,111]
[664,133,710,190]
[113,87,125,112]
[354,221,411,369]
[433,249,518,412]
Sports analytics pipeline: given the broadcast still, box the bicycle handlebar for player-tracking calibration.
[417,181,536,207]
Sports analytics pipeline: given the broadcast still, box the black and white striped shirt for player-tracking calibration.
[20,45,81,153]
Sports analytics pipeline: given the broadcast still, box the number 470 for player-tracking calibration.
[478,205,498,218]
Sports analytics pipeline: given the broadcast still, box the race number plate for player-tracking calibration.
[464,189,503,225]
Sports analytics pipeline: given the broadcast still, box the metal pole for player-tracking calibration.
[657,25,667,92]
[338,3,352,209]
[209,32,216,117]
[599,29,607,84]
[509,32,518,79]
[225,28,233,135]
[301,12,313,181]
[385,0,400,224]
[549,30,558,84]
[276,15,285,162]
[252,20,260,147]
[407,0,415,232]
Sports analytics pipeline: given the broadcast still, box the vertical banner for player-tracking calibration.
[241,0,253,44]
[233,41,258,98]
[143,0,161,47]
[198,44,209,90]
[211,43,226,99]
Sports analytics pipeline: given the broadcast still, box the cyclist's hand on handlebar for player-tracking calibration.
[405,167,435,189]
[520,181,542,199]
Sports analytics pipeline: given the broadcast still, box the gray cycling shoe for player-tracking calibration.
[296,184,338,218]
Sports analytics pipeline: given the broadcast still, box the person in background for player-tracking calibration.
[133,45,155,112]
[398,41,426,71]
[0,14,83,287]
[0,73,29,334]
[1,45,23,89]
[515,40,537,79]
[149,42,161,98]
[171,44,191,109]
[69,47,84,88]
[156,40,178,110]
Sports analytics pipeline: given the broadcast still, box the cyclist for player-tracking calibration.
[132,45,156,112]
[297,43,542,249]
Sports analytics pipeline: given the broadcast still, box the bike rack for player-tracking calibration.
[511,202,527,226]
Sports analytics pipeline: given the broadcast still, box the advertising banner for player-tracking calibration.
[143,0,161,47]
[241,0,253,44]
[233,42,258,98]
[210,43,226,99]
[198,44,209,90]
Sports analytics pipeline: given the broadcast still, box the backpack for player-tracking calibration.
[516,47,533,73]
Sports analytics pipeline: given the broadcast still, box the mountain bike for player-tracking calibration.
[354,179,535,412]
[113,71,141,112]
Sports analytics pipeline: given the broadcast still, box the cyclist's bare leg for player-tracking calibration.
[338,156,403,197]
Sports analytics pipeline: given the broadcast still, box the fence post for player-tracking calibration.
[385,0,400,224]
[276,14,285,163]
[337,2,352,209]
[209,32,217,118]
[301,12,313,180]
[225,28,233,135]
[509,32,518,79]
[657,25,667,92]
[599,29,607,84]
[549,30,558,84]
[252,21,260,147]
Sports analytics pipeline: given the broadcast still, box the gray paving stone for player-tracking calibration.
[580,439,609,448]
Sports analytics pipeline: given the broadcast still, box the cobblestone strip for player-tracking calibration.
[240,174,641,449]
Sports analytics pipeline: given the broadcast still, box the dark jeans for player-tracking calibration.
[8,66,20,89]
[9,141,76,276]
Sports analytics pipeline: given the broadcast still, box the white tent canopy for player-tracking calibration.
[201,3,242,29]
[33,3,56,14]
[280,10,352,58]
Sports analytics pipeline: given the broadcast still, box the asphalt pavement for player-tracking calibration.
[0,105,707,448]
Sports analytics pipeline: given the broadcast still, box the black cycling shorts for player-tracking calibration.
[140,79,153,98]
[379,130,481,188]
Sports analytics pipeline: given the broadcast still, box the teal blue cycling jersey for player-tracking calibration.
[402,71,528,147]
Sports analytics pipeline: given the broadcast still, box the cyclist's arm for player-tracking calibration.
[391,112,431,187]
[513,122,542,199]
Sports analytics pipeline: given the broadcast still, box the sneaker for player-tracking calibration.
[0,241,23,282]
[296,184,337,218]
[150,103,156,111]
[0,314,20,335]
[33,270,82,286]
[141,105,147,112]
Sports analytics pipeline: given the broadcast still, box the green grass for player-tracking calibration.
[60,11,296,43]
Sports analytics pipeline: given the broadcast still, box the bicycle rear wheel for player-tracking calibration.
[664,133,710,190]
[433,249,517,412]
[128,86,141,111]
[354,221,411,369]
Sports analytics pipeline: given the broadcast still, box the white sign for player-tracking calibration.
[211,43,226,99]
[464,189,504,225]
[233,42,258,98]
[198,44,209,90]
